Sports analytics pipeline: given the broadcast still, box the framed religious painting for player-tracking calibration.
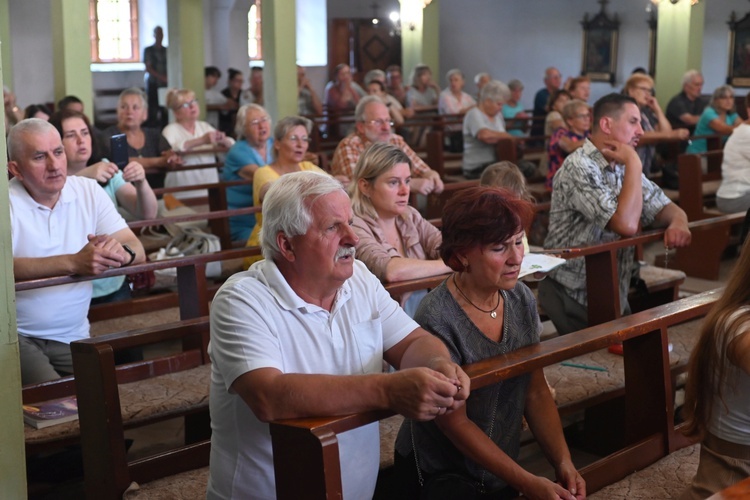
[727,10,750,87]
[581,0,620,84]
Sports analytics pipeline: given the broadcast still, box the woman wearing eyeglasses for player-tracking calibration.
[623,74,689,176]
[221,104,273,241]
[687,85,742,155]
[162,88,235,200]
[242,116,328,267]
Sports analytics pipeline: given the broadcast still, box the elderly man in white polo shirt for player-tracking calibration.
[8,118,145,385]
[207,171,469,499]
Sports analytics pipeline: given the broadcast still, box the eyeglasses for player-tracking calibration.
[287,135,310,143]
[248,116,270,126]
[634,86,653,93]
[719,95,735,99]
[363,119,394,127]
[175,99,198,110]
[575,113,591,119]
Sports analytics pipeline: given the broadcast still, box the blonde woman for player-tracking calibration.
[350,142,450,316]
[162,88,235,199]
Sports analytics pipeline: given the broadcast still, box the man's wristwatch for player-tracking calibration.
[122,244,137,266]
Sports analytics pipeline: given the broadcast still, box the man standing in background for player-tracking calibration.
[144,26,168,128]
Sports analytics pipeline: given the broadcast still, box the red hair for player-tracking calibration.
[440,187,533,272]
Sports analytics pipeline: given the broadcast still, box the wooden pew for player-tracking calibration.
[425,130,547,184]
[16,245,263,324]
[669,191,745,280]
[145,180,256,250]
[71,317,212,499]
[382,220,688,330]
[674,150,723,221]
[268,289,719,498]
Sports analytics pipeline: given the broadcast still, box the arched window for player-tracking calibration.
[89,0,139,63]
[248,1,262,60]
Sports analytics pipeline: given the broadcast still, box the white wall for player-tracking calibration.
[8,0,53,106]
[6,0,750,113]
[439,0,749,110]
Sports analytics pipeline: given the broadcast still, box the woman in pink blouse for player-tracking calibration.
[350,143,451,316]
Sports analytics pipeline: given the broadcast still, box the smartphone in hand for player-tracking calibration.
[110,134,129,169]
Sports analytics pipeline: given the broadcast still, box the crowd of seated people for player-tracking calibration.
[9,58,750,500]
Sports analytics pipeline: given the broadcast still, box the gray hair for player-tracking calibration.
[508,79,524,92]
[8,118,57,162]
[260,171,346,261]
[682,69,703,87]
[272,115,313,159]
[235,103,270,140]
[479,80,511,103]
[710,85,735,113]
[118,87,148,111]
[562,99,589,122]
[445,68,464,84]
[355,95,385,122]
[349,143,412,220]
[364,69,386,86]
[473,72,491,85]
[479,161,532,202]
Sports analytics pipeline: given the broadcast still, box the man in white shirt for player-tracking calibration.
[207,171,469,499]
[8,119,145,385]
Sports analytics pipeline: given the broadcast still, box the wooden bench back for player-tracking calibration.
[677,150,724,221]
[268,288,721,498]
[71,317,212,499]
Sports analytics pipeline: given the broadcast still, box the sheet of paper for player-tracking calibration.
[519,253,566,278]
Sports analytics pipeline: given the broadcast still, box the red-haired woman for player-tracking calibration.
[393,186,585,500]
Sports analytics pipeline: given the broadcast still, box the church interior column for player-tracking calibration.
[0,0,13,90]
[51,0,94,112]
[167,0,205,115]
[654,0,705,104]
[261,0,297,121]
[0,48,28,500]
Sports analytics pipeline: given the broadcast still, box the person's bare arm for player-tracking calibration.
[709,115,740,135]
[383,257,451,282]
[432,371,580,500]
[728,329,750,376]
[116,161,158,219]
[389,105,405,126]
[74,161,119,184]
[230,328,468,422]
[13,235,121,280]
[524,369,586,499]
[476,128,512,144]
[652,202,691,249]
[238,163,261,181]
[181,130,232,152]
[14,227,143,280]
[301,78,324,115]
[678,113,700,127]
[601,140,643,237]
